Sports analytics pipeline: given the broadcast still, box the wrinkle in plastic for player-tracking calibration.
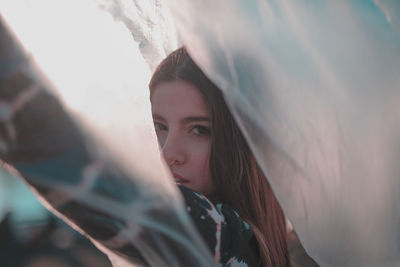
[0,1,215,266]
[166,0,400,266]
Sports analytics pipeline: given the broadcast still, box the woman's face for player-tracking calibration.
[151,80,215,196]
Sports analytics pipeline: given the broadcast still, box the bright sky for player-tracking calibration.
[1,0,151,112]
[1,0,173,190]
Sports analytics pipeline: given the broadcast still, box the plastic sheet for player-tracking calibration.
[166,0,400,266]
[0,1,212,266]
[2,0,400,266]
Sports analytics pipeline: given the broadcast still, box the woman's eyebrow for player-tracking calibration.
[182,116,210,124]
[152,114,166,122]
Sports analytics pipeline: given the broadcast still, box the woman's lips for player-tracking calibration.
[173,173,189,184]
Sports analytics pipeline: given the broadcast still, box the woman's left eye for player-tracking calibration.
[154,122,167,132]
[191,125,210,136]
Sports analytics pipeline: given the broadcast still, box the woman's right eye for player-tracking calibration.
[154,122,167,132]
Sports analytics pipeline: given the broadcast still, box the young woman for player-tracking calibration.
[0,22,289,265]
[149,47,290,266]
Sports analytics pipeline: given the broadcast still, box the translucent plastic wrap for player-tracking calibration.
[0,1,212,266]
[166,0,400,266]
[2,0,400,266]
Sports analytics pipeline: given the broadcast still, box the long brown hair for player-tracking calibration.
[149,47,290,266]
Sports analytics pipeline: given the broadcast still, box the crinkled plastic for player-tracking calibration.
[2,0,400,266]
[0,1,212,266]
[166,0,400,266]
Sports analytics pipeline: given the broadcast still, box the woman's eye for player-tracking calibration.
[154,122,167,132]
[192,125,210,136]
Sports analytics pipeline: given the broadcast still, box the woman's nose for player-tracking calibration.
[161,132,185,166]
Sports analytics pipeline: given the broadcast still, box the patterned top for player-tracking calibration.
[179,186,260,266]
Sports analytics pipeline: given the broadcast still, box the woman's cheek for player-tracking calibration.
[190,138,211,161]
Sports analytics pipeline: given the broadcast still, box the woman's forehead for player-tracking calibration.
[151,80,209,118]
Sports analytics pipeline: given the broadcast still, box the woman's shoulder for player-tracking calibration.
[178,185,261,267]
